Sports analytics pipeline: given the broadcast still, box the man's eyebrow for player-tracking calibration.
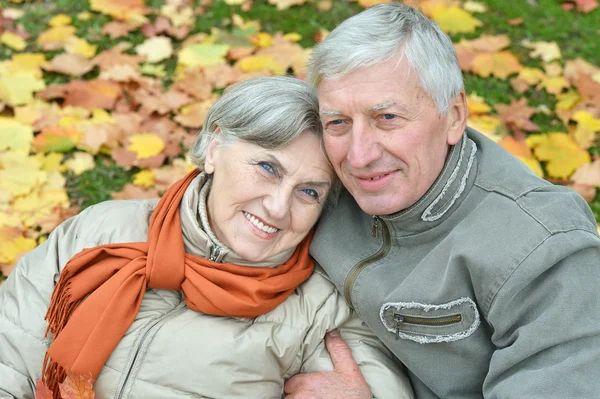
[319,110,342,117]
[369,101,398,112]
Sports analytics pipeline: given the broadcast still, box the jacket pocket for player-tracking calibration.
[380,297,480,344]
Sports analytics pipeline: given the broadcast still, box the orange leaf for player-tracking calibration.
[59,372,96,399]
[35,379,53,399]
[471,51,522,79]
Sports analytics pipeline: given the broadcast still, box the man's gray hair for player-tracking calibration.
[190,76,323,167]
[307,3,463,115]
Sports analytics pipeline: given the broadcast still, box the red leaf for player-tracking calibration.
[58,372,96,399]
[35,379,53,399]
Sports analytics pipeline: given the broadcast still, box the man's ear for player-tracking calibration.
[446,90,467,146]
[203,129,221,174]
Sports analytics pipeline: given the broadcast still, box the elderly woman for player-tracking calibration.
[0,77,413,399]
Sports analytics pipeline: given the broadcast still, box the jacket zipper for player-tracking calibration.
[209,245,221,261]
[393,313,462,340]
[115,301,187,399]
[344,216,391,309]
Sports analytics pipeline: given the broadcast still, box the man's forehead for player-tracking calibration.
[319,100,411,115]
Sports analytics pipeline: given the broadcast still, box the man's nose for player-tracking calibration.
[347,120,382,169]
[263,188,292,221]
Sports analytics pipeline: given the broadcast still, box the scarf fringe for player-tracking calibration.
[42,269,81,399]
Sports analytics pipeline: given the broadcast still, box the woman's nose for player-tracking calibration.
[263,188,292,221]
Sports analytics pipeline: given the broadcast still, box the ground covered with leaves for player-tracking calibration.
[0,0,599,284]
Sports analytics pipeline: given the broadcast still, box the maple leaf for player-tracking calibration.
[43,53,96,76]
[562,0,599,12]
[61,80,122,110]
[65,152,95,175]
[0,236,36,265]
[537,76,570,95]
[90,0,146,21]
[64,37,97,59]
[59,372,95,399]
[571,110,600,149]
[572,159,600,187]
[133,169,156,187]
[34,126,81,153]
[0,72,46,106]
[471,51,522,79]
[467,115,504,142]
[128,133,165,159]
[463,1,488,13]
[35,379,54,399]
[0,118,34,153]
[174,98,217,128]
[466,93,491,114]
[509,67,546,93]
[36,25,77,51]
[49,14,72,27]
[495,99,540,132]
[135,36,173,63]
[431,4,482,34]
[527,132,591,179]
[521,40,562,63]
[9,53,48,78]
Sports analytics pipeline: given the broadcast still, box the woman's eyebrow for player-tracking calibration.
[265,154,287,175]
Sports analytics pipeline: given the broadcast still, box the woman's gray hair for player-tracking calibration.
[307,3,463,115]
[189,75,341,207]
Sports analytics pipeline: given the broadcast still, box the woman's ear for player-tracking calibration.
[203,129,221,174]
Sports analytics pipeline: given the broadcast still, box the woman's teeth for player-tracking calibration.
[244,212,278,234]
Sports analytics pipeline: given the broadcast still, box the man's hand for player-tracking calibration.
[284,330,373,399]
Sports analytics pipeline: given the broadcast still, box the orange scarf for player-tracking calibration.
[42,169,315,397]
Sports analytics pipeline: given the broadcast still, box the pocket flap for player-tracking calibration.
[380,297,480,344]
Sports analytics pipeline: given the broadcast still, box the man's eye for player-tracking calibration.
[258,162,275,174]
[331,119,344,125]
[382,113,396,120]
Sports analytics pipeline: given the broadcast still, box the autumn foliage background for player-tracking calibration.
[0,0,599,283]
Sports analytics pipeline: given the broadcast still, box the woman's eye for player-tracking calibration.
[302,188,320,201]
[258,162,275,175]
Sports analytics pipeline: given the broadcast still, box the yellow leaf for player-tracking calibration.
[139,63,166,78]
[160,5,194,28]
[537,76,570,95]
[0,166,46,197]
[224,0,245,4]
[527,132,591,179]
[283,33,302,42]
[0,72,46,106]
[471,51,522,79]
[128,133,165,159]
[521,40,562,63]
[237,55,286,75]
[0,236,36,264]
[90,0,146,21]
[178,43,230,68]
[467,115,503,142]
[268,0,308,10]
[64,152,95,175]
[9,53,47,78]
[36,25,77,49]
[135,36,173,64]
[251,32,273,48]
[90,108,114,124]
[431,4,482,34]
[77,11,93,21]
[37,152,66,172]
[49,14,72,27]
[1,31,26,51]
[0,118,34,153]
[556,90,581,111]
[463,1,488,13]
[64,36,97,58]
[466,93,491,114]
[133,169,155,188]
[516,67,545,85]
[571,112,600,149]
[572,111,600,131]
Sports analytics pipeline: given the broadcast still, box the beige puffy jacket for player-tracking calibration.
[0,174,413,399]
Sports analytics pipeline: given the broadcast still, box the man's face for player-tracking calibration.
[318,56,466,215]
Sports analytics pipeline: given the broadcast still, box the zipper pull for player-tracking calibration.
[371,216,379,238]
[209,245,221,261]
[393,313,403,341]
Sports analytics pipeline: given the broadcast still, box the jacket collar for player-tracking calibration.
[179,172,295,267]
[380,132,478,236]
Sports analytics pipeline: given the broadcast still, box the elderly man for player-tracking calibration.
[285,3,600,398]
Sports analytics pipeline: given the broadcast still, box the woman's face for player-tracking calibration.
[204,131,334,263]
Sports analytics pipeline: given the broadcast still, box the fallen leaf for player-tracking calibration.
[34,126,81,153]
[527,132,591,179]
[36,25,77,51]
[133,169,155,187]
[0,118,33,153]
[178,43,231,68]
[471,51,522,79]
[431,4,483,34]
[521,39,562,63]
[90,0,146,21]
[59,372,95,399]
[64,152,95,175]
[0,72,46,106]
[111,183,159,200]
[64,36,97,58]
[1,30,26,50]
[572,159,600,186]
[43,53,96,76]
[495,98,540,132]
[507,17,524,25]
[268,0,307,10]
[128,133,165,159]
[63,80,122,110]
[135,36,173,63]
